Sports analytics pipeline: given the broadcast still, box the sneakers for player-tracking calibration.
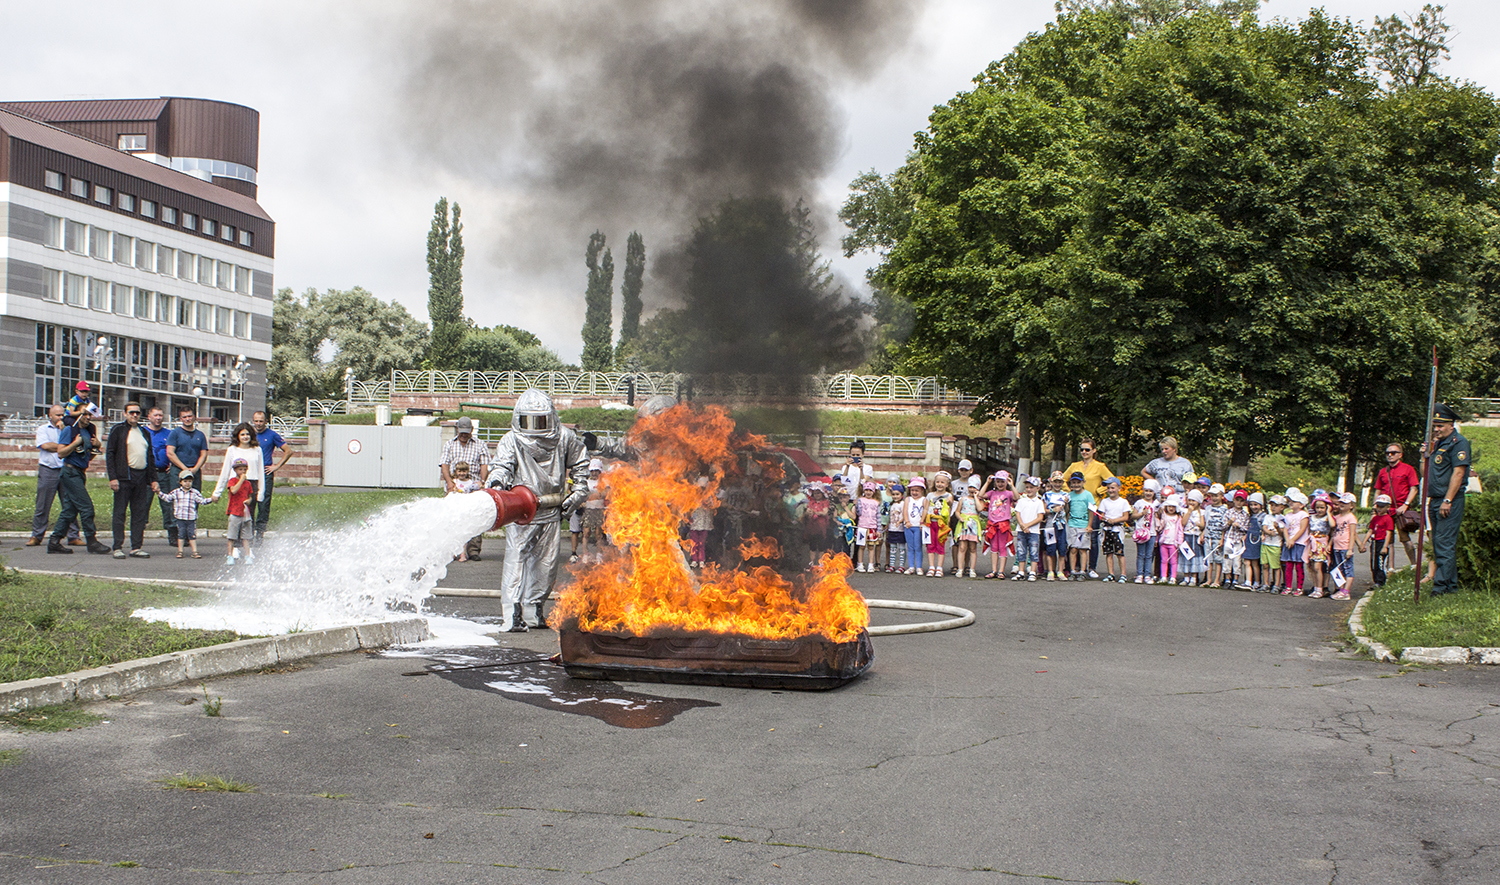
[130,549,150,558]
[1331,590,1350,600]
[1027,572,1036,582]
[244,551,255,565]
[225,555,237,566]
[112,549,128,559]
[1046,572,1055,582]
[1308,589,1325,599]
[1088,570,1099,579]
[1134,576,1144,584]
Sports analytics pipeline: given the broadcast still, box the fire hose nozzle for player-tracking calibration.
[482,487,567,530]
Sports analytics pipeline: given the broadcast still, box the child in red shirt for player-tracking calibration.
[1359,494,1396,587]
[224,458,255,566]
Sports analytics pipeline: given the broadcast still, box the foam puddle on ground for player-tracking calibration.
[134,493,499,646]
[412,647,720,728]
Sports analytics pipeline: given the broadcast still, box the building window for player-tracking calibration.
[178,298,194,328]
[234,266,250,295]
[161,206,177,225]
[183,213,196,231]
[239,230,253,248]
[235,311,251,340]
[70,178,89,198]
[178,252,196,283]
[95,185,112,205]
[134,289,153,321]
[221,225,234,242]
[45,170,64,190]
[198,255,213,285]
[151,343,171,390]
[157,292,175,323]
[217,261,233,290]
[43,215,62,249]
[135,239,154,272]
[90,227,111,261]
[202,218,217,237]
[59,328,81,396]
[89,278,110,311]
[118,134,147,151]
[214,306,231,334]
[113,283,130,316]
[41,269,62,302]
[196,302,213,331]
[156,245,175,276]
[64,274,87,307]
[113,233,133,266]
[141,200,156,219]
[118,193,135,212]
[64,220,87,254]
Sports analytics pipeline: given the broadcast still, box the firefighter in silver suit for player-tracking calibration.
[487,389,590,631]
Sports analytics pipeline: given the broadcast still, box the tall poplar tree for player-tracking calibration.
[581,231,615,371]
[616,231,646,364]
[426,197,465,368]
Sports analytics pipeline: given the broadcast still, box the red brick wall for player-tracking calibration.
[0,432,322,484]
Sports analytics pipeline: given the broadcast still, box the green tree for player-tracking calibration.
[1369,3,1449,91]
[267,286,430,416]
[616,231,646,364]
[1055,0,1262,32]
[457,324,566,372]
[581,231,615,371]
[426,197,465,368]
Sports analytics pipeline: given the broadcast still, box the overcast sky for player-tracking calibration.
[5,1,1497,363]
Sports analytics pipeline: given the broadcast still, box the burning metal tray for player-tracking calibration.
[558,622,873,691]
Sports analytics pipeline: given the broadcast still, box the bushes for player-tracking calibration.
[1457,492,1500,593]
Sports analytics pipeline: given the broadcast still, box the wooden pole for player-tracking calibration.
[1412,346,1438,604]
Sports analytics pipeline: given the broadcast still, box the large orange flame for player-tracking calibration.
[552,405,869,643]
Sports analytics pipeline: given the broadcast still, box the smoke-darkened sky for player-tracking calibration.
[3,1,1498,362]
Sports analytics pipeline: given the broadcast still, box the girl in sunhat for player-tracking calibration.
[923,471,955,576]
[1305,494,1334,598]
[1280,489,1309,595]
[1158,496,1185,585]
[854,481,882,573]
[903,476,927,575]
[980,470,1015,579]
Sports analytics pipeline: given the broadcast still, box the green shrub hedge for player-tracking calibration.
[1458,491,1500,593]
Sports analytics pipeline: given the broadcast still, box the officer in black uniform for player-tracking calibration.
[1425,402,1471,596]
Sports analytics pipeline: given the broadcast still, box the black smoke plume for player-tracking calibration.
[392,0,922,373]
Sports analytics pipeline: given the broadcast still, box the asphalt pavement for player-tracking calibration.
[1,536,1497,884]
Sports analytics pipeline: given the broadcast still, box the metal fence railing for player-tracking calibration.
[821,434,929,456]
[384,370,979,405]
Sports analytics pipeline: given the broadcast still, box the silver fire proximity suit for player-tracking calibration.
[487,389,590,631]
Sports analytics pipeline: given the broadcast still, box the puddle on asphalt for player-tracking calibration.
[412,647,719,728]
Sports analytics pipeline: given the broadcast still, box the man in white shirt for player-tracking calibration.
[28,405,80,546]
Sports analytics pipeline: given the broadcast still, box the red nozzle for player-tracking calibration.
[484,486,539,530]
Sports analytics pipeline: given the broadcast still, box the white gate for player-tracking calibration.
[324,425,442,488]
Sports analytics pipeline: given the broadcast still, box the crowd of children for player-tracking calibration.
[533,448,1396,600]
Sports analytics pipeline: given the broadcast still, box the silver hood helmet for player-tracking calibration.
[512,388,561,452]
[638,395,676,419]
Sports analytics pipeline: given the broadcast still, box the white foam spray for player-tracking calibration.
[134,493,499,640]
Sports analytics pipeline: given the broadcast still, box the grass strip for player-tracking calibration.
[1360,570,1500,654]
[0,475,438,533]
[0,571,242,683]
[157,773,256,793]
[0,703,105,732]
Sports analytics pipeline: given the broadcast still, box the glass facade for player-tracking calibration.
[32,322,244,417]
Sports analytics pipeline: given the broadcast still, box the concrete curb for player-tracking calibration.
[0,617,430,713]
[1348,591,1500,666]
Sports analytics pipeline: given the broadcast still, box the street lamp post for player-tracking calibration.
[233,354,248,425]
[92,339,112,417]
[344,367,355,406]
[192,386,205,436]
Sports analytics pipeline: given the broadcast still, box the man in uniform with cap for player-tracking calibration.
[1425,403,1471,595]
[440,416,492,559]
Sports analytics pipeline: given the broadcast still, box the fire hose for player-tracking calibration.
[863,599,975,636]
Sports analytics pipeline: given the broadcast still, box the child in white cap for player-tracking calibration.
[1131,480,1160,584]
[1241,492,1265,590]
[1280,489,1309,594]
[979,470,1015,579]
[1013,475,1044,581]
[1262,495,1286,592]
[1157,496,1185,585]
[1329,492,1359,599]
[581,458,608,564]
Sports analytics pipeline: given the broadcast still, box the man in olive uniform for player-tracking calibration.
[1426,402,1471,596]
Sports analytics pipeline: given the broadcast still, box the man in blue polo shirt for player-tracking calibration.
[146,406,179,545]
[48,410,110,554]
[165,406,209,495]
[251,410,291,545]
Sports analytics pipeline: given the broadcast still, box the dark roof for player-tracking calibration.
[0,98,170,123]
[0,106,271,222]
